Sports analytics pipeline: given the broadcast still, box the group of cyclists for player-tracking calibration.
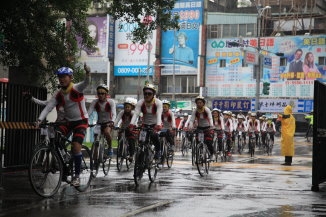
[28,64,279,186]
[176,98,277,160]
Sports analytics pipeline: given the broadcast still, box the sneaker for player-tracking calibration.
[281,162,291,166]
[108,148,113,157]
[71,177,80,187]
[128,156,133,163]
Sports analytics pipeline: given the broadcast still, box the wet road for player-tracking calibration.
[1,136,326,217]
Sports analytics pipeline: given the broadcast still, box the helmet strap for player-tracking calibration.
[60,82,74,94]
[145,97,155,106]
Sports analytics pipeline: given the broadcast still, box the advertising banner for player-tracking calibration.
[161,0,203,75]
[114,17,156,76]
[206,35,326,98]
[78,16,108,74]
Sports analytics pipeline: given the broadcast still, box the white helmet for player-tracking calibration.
[124,97,137,107]
[162,99,171,106]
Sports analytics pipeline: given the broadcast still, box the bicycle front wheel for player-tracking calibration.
[91,141,100,178]
[196,143,207,177]
[134,150,144,186]
[181,137,188,156]
[116,139,124,171]
[191,137,196,166]
[29,146,62,198]
[75,145,92,192]
[167,148,174,168]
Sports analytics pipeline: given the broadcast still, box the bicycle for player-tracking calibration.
[248,131,257,157]
[236,131,246,155]
[265,131,274,156]
[115,127,134,171]
[133,126,158,186]
[180,130,191,156]
[158,129,174,168]
[195,129,211,177]
[213,129,224,162]
[189,130,197,166]
[28,122,93,198]
[89,123,111,178]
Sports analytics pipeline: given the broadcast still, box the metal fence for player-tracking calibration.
[311,80,326,191]
[0,82,47,175]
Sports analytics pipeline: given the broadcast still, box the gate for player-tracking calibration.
[0,82,47,179]
[311,80,326,191]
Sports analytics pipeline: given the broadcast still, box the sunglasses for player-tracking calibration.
[97,92,106,95]
[144,92,153,96]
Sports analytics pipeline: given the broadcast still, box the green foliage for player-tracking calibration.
[0,0,95,90]
[106,0,179,43]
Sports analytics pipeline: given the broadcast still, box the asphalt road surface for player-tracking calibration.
[1,136,326,217]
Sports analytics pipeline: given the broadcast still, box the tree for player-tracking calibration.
[0,0,95,89]
[106,0,179,43]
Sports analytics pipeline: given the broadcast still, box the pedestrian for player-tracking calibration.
[279,105,296,166]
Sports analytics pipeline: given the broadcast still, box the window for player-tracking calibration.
[220,59,226,67]
[318,56,326,65]
[161,75,197,94]
[280,57,287,66]
[207,23,256,38]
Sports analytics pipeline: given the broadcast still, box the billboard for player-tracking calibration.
[206,35,326,98]
[78,16,108,74]
[114,17,157,76]
[160,0,203,75]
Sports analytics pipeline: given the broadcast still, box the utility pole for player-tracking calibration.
[255,5,271,111]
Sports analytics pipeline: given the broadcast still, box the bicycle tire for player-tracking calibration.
[250,138,255,158]
[29,146,62,198]
[160,140,167,167]
[238,136,242,155]
[91,141,100,178]
[133,149,144,186]
[191,137,196,166]
[102,156,111,176]
[75,145,92,192]
[116,139,124,171]
[167,148,174,168]
[196,143,207,177]
[148,144,157,182]
[213,139,218,162]
[181,136,187,156]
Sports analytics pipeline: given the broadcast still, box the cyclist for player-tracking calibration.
[161,100,176,152]
[188,96,214,160]
[114,97,137,162]
[305,110,313,139]
[223,111,234,156]
[212,108,224,155]
[262,117,276,144]
[87,84,116,157]
[259,116,267,148]
[36,64,90,186]
[247,112,260,149]
[129,83,163,160]
[235,114,247,153]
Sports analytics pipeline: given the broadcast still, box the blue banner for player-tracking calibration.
[212,99,251,111]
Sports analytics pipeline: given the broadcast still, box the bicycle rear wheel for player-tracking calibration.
[75,145,92,192]
[29,146,62,198]
[181,136,188,156]
[250,139,255,158]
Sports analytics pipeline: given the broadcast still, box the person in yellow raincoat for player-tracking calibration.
[279,105,296,166]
